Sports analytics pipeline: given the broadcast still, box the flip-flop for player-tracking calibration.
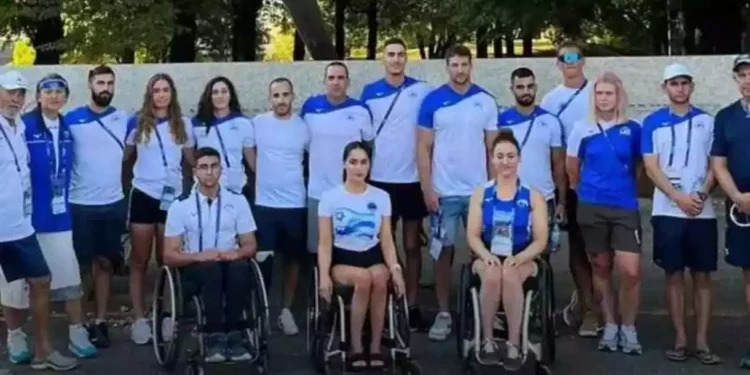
[665,347,688,362]
[369,353,385,370]
[694,350,721,365]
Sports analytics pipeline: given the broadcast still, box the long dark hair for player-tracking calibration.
[134,73,188,145]
[196,76,242,129]
[341,140,372,182]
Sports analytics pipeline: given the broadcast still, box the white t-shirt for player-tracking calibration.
[42,116,60,172]
[0,116,34,242]
[540,81,592,140]
[164,187,257,254]
[192,113,254,193]
[250,112,309,208]
[497,106,563,200]
[360,76,431,183]
[126,116,194,200]
[65,106,130,205]
[301,95,374,200]
[641,106,715,218]
[318,184,391,252]
[417,83,498,197]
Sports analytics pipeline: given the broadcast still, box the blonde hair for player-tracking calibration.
[587,71,629,124]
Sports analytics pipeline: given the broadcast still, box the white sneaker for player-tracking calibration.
[68,324,97,358]
[7,328,31,364]
[130,318,152,345]
[278,308,299,336]
[428,312,452,341]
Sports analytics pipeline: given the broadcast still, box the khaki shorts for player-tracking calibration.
[577,202,641,254]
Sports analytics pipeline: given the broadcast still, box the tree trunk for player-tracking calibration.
[417,35,427,59]
[23,0,64,65]
[169,0,198,62]
[121,48,135,64]
[293,30,306,60]
[476,27,488,58]
[232,0,263,61]
[335,0,347,59]
[522,32,533,56]
[366,0,377,60]
[281,0,337,60]
[493,36,503,57]
[505,34,515,57]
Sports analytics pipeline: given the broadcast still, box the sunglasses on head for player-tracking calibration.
[557,52,582,64]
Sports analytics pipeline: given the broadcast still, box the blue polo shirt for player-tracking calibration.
[566,120,641,210]
[23,109,74,233]
[711,100,750,193]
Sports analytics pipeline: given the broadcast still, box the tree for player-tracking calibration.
[280,0,338,59]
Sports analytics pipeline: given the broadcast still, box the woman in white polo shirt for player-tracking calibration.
[124,73,195,345]
[317,141,405,371]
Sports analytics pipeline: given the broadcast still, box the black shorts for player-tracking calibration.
[255,205,307,260]
[0,235,51,282]
[369,181,427,222]
[725,198,750,268]
[651,216,718,273]
[71,200,126,266]
[332,244,384,268]
[128,188,167,224]
[577,202,641,253]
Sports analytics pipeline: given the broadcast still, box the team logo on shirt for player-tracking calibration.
[347,114,355,121]
[619,127,631,136]
[333,208,377,240]
[367,202,377,211]
[473,101,483,109]
[516,199,529,208]
[408,91,418,98]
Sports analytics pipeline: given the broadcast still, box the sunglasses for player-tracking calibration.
[557,52,582,64]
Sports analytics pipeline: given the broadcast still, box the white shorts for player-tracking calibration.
[0,231,82,309]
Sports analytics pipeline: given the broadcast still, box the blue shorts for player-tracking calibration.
[0,235,51,283]
[725,201,750,268]
[651,216,718,273]
[71,200,126,267]
[436,195,470,247]
[255,205,307,260]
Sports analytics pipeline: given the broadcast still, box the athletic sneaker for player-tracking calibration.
[479,339,500,364]
[428,312,452,341]
[504,342,523,371]
[619,325,643,355]
[578,311,600,337]
[30,350,78,371]
[227,331,251,361]
[130,318,152,345]
[278,308,299,336]
[493,315,505,332]
[562,291,579,328]
[597,323,619,352]
[7,329,31,364]
[68,324,97,358]
[408,306,428,332]
[88,321,111,348]
[205,333,227,363]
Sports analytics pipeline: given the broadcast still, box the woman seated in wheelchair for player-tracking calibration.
[163,146,259,363]
[466,131,548,369]
[317,141,406,371]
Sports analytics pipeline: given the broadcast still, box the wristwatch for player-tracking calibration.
[697,192,708,202]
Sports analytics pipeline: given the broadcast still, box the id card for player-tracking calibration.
[490,210,513,256]
[160,185,176,211]
[428,211,444,261]
[23,188,32,217]
[51,180,66,215]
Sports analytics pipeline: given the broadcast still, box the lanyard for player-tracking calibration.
[195,191,221,252]
[94,119,124,150]
[596,123,629,172]
[212,125,231,168]
[556,80,588,117]
[153,128,169,170]
[44,126,66,186]
[519,115,537,150]
[0,123,22,174]
[667,112,692,168]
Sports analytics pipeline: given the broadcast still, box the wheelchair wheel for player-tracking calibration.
[541,261,556,364]
[400,360,423,375]
[536,363,553,375]
[306,266,320,361]
[248,260,271,373]
[390,292,411,350]
[153,266,182,371]
[455,264,473,360]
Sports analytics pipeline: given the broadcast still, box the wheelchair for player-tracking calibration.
[152,259,271,375]
[456,257,556,375]
[305,266,422,374]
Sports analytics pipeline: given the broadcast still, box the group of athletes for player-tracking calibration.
[1,36,750,373]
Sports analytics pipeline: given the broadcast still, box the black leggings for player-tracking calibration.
[182,260,252,334]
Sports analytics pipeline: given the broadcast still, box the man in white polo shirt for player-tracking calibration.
[417,45,498,341]
[64,65,130,348]
[0,71,78,372]
[360,37,432,331]
[250,77,309,336]
[642,64,720,364]
[301,62,374,255]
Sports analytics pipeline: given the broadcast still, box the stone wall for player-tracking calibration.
[0,55,741,116]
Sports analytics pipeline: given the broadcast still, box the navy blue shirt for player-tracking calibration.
[711,100,750,193]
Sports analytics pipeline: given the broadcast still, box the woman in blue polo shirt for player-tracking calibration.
[465,131,549,370]
[566,72,643,355]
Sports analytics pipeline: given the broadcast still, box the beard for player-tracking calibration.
[273,103,291,117]
[515,95,535,107]
[91,90,113,107]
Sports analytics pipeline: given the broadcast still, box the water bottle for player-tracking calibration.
[549,221,561,253]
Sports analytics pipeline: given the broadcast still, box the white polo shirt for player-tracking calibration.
[164,187,257,254]
[250,111,309,208]
[540,81,592,140]
[301,95,373,200]
[192,113,254,193]
[318,184,391,252]
[641,106,715,219]
[126,116,194,200]
[360,76,431,183]
[0,115,34,242]
[65,106,130,205]
[497,106,563,200]
[417,83,498,197]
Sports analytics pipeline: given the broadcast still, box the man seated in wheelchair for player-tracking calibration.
[465,132,548,370]
[163,147,259,363]
[317,141,406,371]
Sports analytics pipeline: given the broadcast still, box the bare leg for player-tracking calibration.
[367,265,390,357]
[28,277,53,358]
[591,253,616,324]
[502,261,535,347]
[403,220,422,307]
[435,246,453,312]
[615,251,641,326]
[665,271,687,349]
[64,298,84,325]
[93,258,113,321]
[477,262,502,341]
[129,223,155,320]
[283,259,299,309]
[331,265,372,362]
[692,271,712,352]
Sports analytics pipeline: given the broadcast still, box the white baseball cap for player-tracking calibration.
[663,63,693,81]
[0,71,28,90]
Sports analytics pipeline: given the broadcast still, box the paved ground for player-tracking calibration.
[1,199,749,375]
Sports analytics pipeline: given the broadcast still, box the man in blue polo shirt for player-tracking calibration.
[643,64,720,364]
[417,45,498,341]
[711,54,750,369]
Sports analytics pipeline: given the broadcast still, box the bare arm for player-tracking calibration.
[643,154,681,199]
[243,146,257,173]
[552,147,567,205]
[566,156,581,190]
[485,130,498,179]
[466,187,492,260]
[517,190,549,261]
[163,236,198,268]
[712,156,742,202]
[417,128,434,194]
[182,147,195,168]
[702,162,717,195]
[379,217,399,269]
[317,216,333,277]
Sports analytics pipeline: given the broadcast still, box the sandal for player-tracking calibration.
[347,353,368,372]
[665,347,688,362]
[369,353,385,370]
[695,350,721,365]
